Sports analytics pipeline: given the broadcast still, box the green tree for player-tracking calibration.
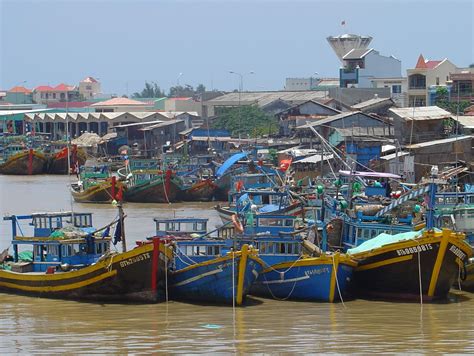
[211,105,279,138]
[132,82,165,98]
[435,86,471,115]
[195,84,206,94]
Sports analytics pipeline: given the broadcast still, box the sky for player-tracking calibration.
[0,0,472,96]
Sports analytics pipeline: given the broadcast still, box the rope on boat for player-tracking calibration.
[232,248,236,322]
[417,249,423,306]
[165,250,169,303]
[331,254,346,308]
[457,261,462,292]
[173,248,198,266]
[261,265,300,301]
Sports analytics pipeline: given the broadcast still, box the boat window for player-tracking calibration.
[47,245,59,256]
[96,242,105,255]
[34,245,45,261]
[196,222,207,231]
[206,246,220,255]
[259,218,283,227]
[183,222,195,231]
[285,219,294,227]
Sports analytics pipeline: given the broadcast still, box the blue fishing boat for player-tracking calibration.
[154,217,264,305]
[0,211,170,302]
[236,213,356,302]
[216,189,304,224]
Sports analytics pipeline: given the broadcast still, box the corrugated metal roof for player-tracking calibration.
[351,97,393,110]
[456,116,474,128]
[389,106,452,121]
[206,91,328,107]
[294,154,334,164]
[380,151,410,161]
[405,135,472,149]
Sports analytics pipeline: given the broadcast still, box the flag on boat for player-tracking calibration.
[279,158,292,172]
[113,220,122,245]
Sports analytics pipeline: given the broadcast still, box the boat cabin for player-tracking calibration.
[243,214,297,236]
[4,212,109,272]
[229,190,293,213]
[173,238,234,268]
[342,220,412,249]
[231,172,277,192]
[339,170,400,198]
[154,218,208,238]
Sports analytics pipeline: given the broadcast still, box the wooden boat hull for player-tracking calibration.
[125,178,180,203]
[216,201,304,224]
[350,230,472,300]
[47,147,87,174]
[0,239,168,303]
[250,254,355,302]
[181,179,218,202]
[0,150,47,175]
[169,245,263,305]
[71,180,125,203]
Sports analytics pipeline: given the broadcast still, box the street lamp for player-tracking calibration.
[228,70,255,141]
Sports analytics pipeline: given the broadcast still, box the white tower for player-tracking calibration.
[326,34,373,63]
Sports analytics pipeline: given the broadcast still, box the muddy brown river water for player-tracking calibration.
[1,175,473,354]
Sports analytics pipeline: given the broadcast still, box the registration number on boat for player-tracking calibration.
[449,245,466,261]
[305,267,330,276]
[396,244,433,256]
[120,253,151,268]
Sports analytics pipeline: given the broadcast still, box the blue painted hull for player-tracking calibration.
[250,259,354,302]
[170,255,263,304]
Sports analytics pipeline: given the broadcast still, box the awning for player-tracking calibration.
[216,152,248,178]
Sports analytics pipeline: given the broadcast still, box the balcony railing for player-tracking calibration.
[408,85,426,90]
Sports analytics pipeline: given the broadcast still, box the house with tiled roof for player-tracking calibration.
[406,54,457,107]
[79,76,101,99]
[5,86,34,104]
[32,83,79,104]
[91,97,153,112]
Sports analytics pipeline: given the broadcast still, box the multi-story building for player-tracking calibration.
[406,54,457,107]
[32,83,79,104]
[450,68,474,102]
[78,76,101,99]
[339,48,401,89]
[370,77,408,107]
[284,77,339,91]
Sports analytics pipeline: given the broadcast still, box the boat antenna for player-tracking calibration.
[65,92,75,220]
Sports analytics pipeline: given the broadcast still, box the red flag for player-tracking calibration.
[341,20,346,26]
[279,158,292,172]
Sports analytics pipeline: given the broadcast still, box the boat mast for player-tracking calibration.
[118,200,127,252]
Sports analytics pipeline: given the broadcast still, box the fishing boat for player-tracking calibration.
[347,228,472,300]
[119,159,182,203]
[71,167,124,203]
[0,212,169,302]
[180,178,218,202]
[47,144,87,174]
[154,217,264,305]
[238,214,356,302]
[216,189,304,223]
[0,144,47,175]
[333,167,473,300]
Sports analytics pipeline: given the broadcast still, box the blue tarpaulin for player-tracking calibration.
[216,152,247,178]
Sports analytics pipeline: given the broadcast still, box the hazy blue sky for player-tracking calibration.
[0,0,472,95]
